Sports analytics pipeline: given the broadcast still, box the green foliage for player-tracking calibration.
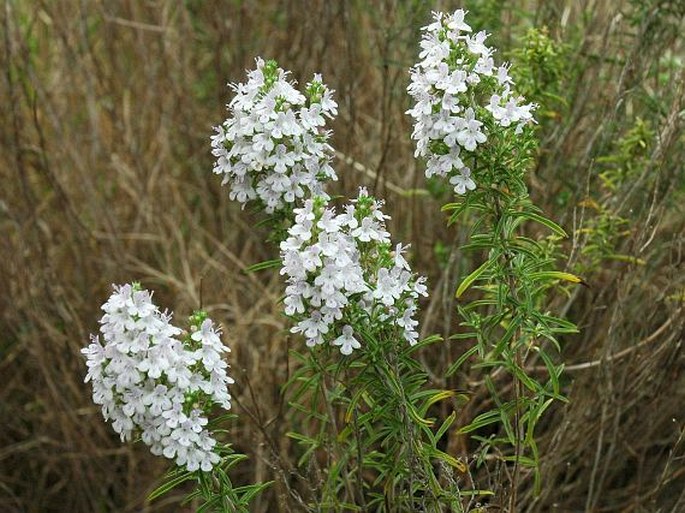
[441,100,577,501]
[284,331,470,512]
[5,1,684,512]
[509,26,569,114]
[463,0,507,44]
[597,117,654,191]
[575,118,656,273]
[150,445,271,512]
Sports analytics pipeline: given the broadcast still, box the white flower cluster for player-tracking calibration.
[211,57,338,213]
[280,189,428,355]
[407,9,536,195]
[81,284,234,472]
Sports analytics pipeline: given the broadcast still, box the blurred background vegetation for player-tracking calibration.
[1,0,684,511]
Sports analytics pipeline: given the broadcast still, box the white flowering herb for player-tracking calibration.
[280,188,427,354]
[81,283,234,472]
[407,9,537,195]
[407,11,579,505]
[211,58,338,213]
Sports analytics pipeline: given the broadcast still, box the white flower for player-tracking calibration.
[82,284,234,472]
[280,191,428,354]
[292,310,330,343]
[317,209,341,233]
[212,58,338,213]
[191,319,226,352]
[351,216,390,243]
[466,31,490,56]
[393,244,411,271]
[144,384,173,416]
[300,245,323,272]
[496,63,513,86]
[446,9,472,34]
[456,108,487,151]
[290,217,314,241]
[407,9,536,193]
[373,268,403,306]
[427,147,464,178]
[449,167,477,195]
[333,325,361,355]
[397,306,420,346]
[83,336,106,382]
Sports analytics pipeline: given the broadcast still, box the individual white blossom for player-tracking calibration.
[211,58,338,213]
[407,9,537,195]
[449,167,476,195]
[333,325,361,355]
[280,190,427,355]
[81,284,234,472]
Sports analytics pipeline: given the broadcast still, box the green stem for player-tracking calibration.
[492,189,525,512]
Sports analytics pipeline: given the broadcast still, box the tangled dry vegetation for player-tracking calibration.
[1,1,684,511]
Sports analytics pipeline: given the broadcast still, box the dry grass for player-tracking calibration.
[1,1,683,512]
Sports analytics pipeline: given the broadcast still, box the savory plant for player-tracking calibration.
[82,9,577,512]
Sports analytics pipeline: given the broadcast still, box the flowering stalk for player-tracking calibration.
[82,283,268,509]
[211,57,338,237]
[408,9,578,505]
[280,189,427,354]
[281,191,464,510]
[213,60,472,510]
[407,10,536,197]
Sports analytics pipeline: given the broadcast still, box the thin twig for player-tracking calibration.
[532,307,682,373]
[335,150,409,196]
[103,15,166,33]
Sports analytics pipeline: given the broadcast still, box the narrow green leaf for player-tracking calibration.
[499,406,517,446]
[503,454,537,467]
[493,315,522,357]
[606,254,646,265]
[244,259,281,273]
[285,431,318,445]
[537,349,562,395]
[406,401,434,427]
[401,334,443,356]
[148,471,194,501]
[458,409,502,434]
[456,489,496,497]
[233,481,273,502]
[419,334,443,345]
[520,211,568,237]
[446,344,479,376]
[529,270,583,284]
[344,385,368,423]
[509,362,543,393]
[435,411,457,441]
[448,332,477,341]
[428,446,467,472]
[420,389,456,415]
[440,202,462,212]
[456,259,492,298]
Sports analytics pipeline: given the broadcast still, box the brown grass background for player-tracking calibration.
[1,1,684,511]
